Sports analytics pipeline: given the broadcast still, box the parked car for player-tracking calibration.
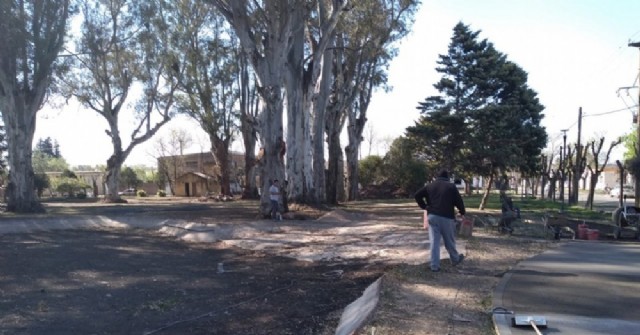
[118,188,136,196]
[610,185,635,199]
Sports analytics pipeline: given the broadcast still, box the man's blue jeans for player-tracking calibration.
[270,200,279,219]
[427,214,461,270]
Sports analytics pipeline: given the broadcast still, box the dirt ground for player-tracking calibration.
[0,198,557,334]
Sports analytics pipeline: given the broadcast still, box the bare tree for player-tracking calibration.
[363,123,377,158]
[0,0,72,212]
[585,137,621,209]
[153,128,192,195]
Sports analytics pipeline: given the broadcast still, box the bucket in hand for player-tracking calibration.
[459,217,473,237]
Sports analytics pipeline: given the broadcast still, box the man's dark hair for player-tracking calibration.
[438,170,449,179]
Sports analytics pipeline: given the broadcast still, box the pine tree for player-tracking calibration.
[408,22,547,204]
[408,22,488,176]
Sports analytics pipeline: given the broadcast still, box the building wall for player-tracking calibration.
[158,151,245,195]
[174,173,220,197]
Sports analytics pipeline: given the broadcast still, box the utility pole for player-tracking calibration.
[629,41,640,206]
[560,129,568,212]
[571,107,582,205]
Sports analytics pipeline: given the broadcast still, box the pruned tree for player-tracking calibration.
[153,128,192,195]
[538,151,556,199]
[63,0,179,202]
[585,137,621,209]
[363,123,377,157]
[0,0,72,212]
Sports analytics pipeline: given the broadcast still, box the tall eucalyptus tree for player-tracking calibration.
[63,0,179,201]
[208,0,347,213]
[169,0,241,196]
[285,1,346,204]
[325,0,420,202]
[0,0,72,212]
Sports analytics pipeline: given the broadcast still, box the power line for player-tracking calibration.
[583,105,638,117]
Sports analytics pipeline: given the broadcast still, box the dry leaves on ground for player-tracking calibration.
[359,231,554,335]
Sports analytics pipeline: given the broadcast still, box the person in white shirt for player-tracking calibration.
[269,179,281,220]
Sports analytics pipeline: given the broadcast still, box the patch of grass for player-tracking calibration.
[462,192,609,222]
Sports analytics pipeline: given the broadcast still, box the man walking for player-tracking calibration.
[414,170,466,272]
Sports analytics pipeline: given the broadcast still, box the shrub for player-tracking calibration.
[157,190,167,197]
[76,192,87,199]
[137,190,147,197]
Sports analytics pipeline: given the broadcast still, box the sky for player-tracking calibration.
[35,0,640,168]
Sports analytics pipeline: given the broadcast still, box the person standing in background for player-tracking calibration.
[269,179,281,221]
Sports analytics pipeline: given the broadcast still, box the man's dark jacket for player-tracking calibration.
[414,177,466,219]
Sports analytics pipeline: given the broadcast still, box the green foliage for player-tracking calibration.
[32,151,69,173]
[121,167,143,189]
[359,155,385,186]
[383,137,428,194]
[625,156,640,179]
[462,193,609,222]
[33,173,50,197]
[157,190,166,197]
[51,177,90,197]
[623,129,637,161]
[35,137,61,158]
[61,169,77,179]
[132,166,156,183]
[137,190,147,197]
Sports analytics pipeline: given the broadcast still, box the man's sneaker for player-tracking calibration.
[431,267,440,272]
[453,254,465,266]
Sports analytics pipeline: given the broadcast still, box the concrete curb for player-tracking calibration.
[492,269,515,335]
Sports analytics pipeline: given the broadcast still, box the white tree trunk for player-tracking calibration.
[1,97,42,212]
[258,85,286,215]
[311,46,334,203]
[285,8,313,204]
[345,141,360,201]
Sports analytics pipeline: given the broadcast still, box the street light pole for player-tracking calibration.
[629,41,640,205]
